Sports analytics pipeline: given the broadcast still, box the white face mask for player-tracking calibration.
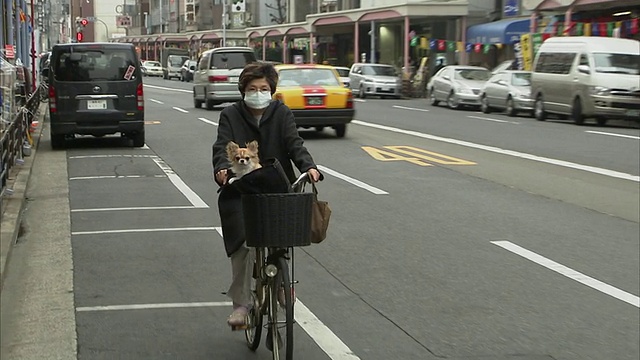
[244,90,272,109]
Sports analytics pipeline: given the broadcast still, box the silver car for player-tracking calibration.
[193,47,257,110]
[480,71,534,116]
[349,63,402,99]
[333,66,351,88]
[428,65,491,109]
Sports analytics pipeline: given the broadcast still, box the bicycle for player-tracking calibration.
[233,172,314,360]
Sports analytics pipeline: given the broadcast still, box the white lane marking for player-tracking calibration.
[198,117,218,126]
[317,165,388,195]
[586,131,640,140]
[71,205,199,213]
[69,175,166,180]
[353,99,366,103]
[69,154,156,159]
[77,302,233,312]
[467,115,518,124]
[173,106,189,113]
[141,144,150,150]
[215,227,224,237]
[72,226,220,236]
[149,99,164,104]
[295,301,361,359]
[393,105,430,112]
[492,241,640,308]
[151,157,209,208]
[352,120,639,182]
[144,84,192,93]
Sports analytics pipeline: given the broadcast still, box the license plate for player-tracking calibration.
[307,97,323,105]
[87,100,107,110]
[625,109,640,117]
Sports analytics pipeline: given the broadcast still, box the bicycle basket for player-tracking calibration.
[242,192,313,247]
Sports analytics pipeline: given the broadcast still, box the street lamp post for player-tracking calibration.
[222,0,227,47]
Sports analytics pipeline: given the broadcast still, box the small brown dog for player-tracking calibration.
[226,140,262,178]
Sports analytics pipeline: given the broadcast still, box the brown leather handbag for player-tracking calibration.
[309,183,331,244]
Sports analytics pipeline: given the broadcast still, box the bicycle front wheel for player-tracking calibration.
[244,291,263,351]
[267,256,294,360]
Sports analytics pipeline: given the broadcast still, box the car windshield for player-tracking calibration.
[511,72,531,86]
[335,68,350,77]
[168,55,187,67]
[53,47,137,81]
[146,61,161,67]
[278,68,340,87]
[362,65,397,76]
[593,53,639,75]
[211,52,255,70]
[454,69,491,81]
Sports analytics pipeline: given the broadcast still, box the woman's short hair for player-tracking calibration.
[238,62,279,95]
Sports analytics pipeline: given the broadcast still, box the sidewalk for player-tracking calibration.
[0,106,77,359]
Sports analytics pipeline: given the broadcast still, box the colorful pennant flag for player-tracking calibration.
[584,22,592,36]
[631,18,638,35]
[465,43,473,53]
[483,44,491,54]
[437,40,445,51]
[446,41,455,52]
[474,43,481,53]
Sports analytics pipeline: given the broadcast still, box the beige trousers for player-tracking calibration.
[227,245,255,307]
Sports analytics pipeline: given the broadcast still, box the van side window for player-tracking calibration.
[199,54,209,70]
[536,52,575,75]
[579,54,589,67]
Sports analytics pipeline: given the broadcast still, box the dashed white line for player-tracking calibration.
[295,301,361,359]
[173,106,189,113]
[76,302,233,312]
[71,206,198,213]
[353,99,366,103]
[69,154,156,159]
[317,165,388,195]
[468,115,518,124]
[69,175,166,180]
[151,157,209,208]
[393,105,430,112]
[352,120,639,182]
[586,131,640,140]
[144,84,192,93]
[72,226,219,236]
[198,117,218,126]
[149,99,164,104]
[492,241,640,308]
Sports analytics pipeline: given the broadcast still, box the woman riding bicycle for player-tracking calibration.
[212,62,321,328]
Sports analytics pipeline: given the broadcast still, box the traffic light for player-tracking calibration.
[76,31,83,42]
[231,0,245,13]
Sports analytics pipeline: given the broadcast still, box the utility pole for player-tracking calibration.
[222,0,226,47]
[159,0,163,33]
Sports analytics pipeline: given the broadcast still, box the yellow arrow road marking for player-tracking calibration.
[384,146,476,165]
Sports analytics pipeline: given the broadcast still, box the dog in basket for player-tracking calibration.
[226,140,262,179]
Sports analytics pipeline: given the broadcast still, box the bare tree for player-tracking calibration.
[265,0,287,24]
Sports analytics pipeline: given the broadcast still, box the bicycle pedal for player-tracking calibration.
[230,324,249,331]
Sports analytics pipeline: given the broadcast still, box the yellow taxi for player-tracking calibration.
[274,64,355,138]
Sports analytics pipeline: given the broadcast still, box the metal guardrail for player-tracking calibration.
[0,86,42,215]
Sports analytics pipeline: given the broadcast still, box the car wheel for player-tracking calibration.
[572,98,585,125]
[506,97,517,117]
[315,126,325,132]
[206,99,216,110]
[51,133,65,150]
[335,124,347,138]
[534,96,546,121]
[194,96,203,108]
[131,130,145,147]
[359,85,366,99]
[180,75,184,82]
[447,92,459,110]
[429,89,439,106]
[481,95,491,114]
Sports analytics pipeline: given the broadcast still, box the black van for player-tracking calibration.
[47,43,144,149]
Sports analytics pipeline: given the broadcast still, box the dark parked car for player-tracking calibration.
[47,42,145,149]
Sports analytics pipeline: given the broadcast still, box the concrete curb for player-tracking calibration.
[0,104,45,293]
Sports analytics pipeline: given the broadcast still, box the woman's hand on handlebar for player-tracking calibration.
[307,168,321,183]
[215,169,229,185]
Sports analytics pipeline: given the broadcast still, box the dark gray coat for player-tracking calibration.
[213,100,319,256]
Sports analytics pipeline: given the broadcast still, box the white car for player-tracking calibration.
[142,60,163,77]
[333,66,351,88]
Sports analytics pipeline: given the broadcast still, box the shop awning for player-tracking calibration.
[467,18,530,44]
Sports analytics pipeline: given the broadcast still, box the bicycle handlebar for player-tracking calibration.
[291,172,311,193]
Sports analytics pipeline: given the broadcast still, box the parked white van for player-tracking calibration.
[531,37,639,125]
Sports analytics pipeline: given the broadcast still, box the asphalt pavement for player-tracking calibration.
[1,76,638,360]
